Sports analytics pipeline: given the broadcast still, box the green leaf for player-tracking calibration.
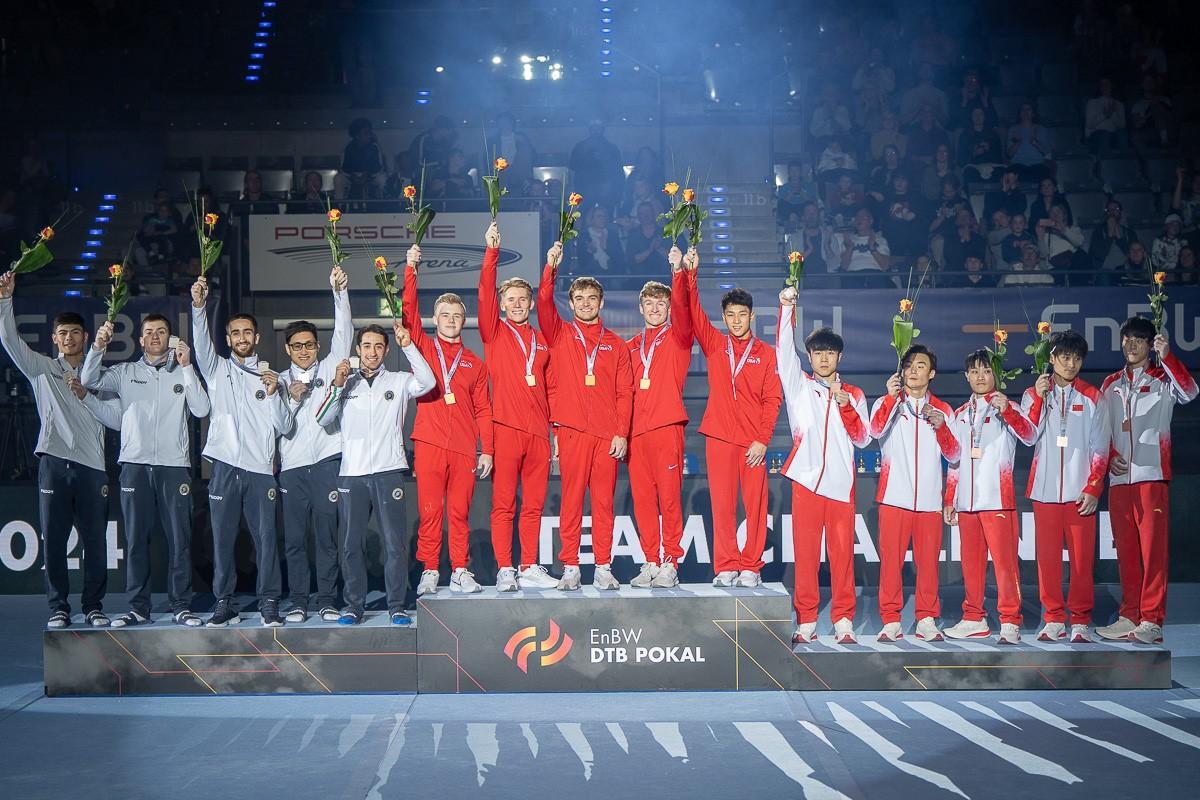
[482,176,502,219]
[10,240,54,275]
[408,206,438,245]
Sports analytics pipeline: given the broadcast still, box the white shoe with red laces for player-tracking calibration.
[1037,622,1066,641]
[915,617,943,641]
[792,622,817,644]
[1130,621,1163,645]
[878,622,904,642]
[833,618,856,644]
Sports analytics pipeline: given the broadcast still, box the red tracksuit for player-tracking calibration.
[1101,352,1197,626]
[687,272,783,575]
[478,246,552,569]
[537,264,634,566]
[403,266,494,572]
[625,269,693,566]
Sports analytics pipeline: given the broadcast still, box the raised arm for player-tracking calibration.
[683,249,723,355]
[81,329,121,393]
[869,378,902,440]
[1158,343,1198,404]
[189,278,222,381]
[535,242,567,345]
[177,341,210,417]
[668,252,693,347]
[478,224,502,344]
[775,293,809,394]
[329,265,353,362]
[397,321,436,399]
[401,250,432,351]
[0,288,51,379]
[316,358,350,428]
[80,391,123,431]
[996,393,1037,446]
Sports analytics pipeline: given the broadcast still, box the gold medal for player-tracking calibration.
[444,392,457,405]
[640,378,651,390]
[970,447,982,459]
[1056,435,1068,448]
[1121,418,1132,432]
[585,374,596,386]
[526,374,537,387]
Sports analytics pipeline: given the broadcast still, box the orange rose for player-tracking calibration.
[403,185,417,199]
[662,182,679,196]
[40,226,55,241]
[204,212,218,227]
[568,192,583,206]
[374,256,388,271]
[1037,321,1051,335]
[899,298,914,314]
[1154,271,1166,285]
[994,328,1009,344]
[327,208,342,223]
[682,188,695,203]
[494,157,508,172]
[788,251,803,263]
[109,264,122,279]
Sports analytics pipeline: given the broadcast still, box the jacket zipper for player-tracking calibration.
[813,389,833,494]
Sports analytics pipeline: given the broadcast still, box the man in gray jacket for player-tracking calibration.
[83,314,210,627]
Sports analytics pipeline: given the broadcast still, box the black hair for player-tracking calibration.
[1049,330,1089,360]
[901,343,937,372]
[355,324,389,347]
[52,312,86,332]
[963,348,992,371]
[140,313,172,336]
[283,320,319,344]
[1119,317,1156,342]
[227,313,258,332]
[721,288,754,312]
[804,327,844,354]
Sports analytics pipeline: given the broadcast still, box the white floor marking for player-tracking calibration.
[864,701,909,727]
[800,720,835,749]
[1167,700,1200,714]
[557,722,595,780]
[732,721,851,799]
[366,712,408,800]
[646,722,688,760]
[906,701,1081,784]
[337,714,372,758]
[265,717,288,747]
[465,723,499,787]
[432,722,443,757]
[960,701,1022,729]
[828,702,967,799]
[520,722,539,758]
[606,722,629,754]
[1086,701,1200,750]
[298,715,324,753]
[1001,702,1151,762]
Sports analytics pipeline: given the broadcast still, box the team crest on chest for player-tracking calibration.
[173,384,184,394]
[314,378,325,388]
[255,389,266,400]
[384,390,395,401]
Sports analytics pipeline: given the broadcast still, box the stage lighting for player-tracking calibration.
[435,66,444,73]
[519,54,533,63]
[491,55,503,65]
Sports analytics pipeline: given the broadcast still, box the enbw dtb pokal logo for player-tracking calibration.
[503,619,573,673]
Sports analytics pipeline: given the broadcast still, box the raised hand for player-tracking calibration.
[393,319,411,347]
[885,372,902,398]
[683,246,699,272]
[0,270,14,300]
[94,321,114,351]
[485,221,500,248]
[330,265,348,292]
[668,245,683,273]
[287,380,308,403]
[1035,373,1051,398]
[190,277,209,308]
[988,392,1009,412]
[66,376,87,400]
[407,245,421,268]
[779,286,798,306]
[261,370,280,396]
[175,340,192,367]
[1153,334,1169,359]
[333,359,352,387]
[547,241,563,267]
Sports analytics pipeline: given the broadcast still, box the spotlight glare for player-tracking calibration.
[519,54,532,63]
[491,55,503,64]
[435,66,444,73]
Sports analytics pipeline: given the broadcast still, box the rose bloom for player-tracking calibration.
[109,264,122,278]
[899,298,914,313]
[403,185,418,199]
[662,182,679,196]
[40,227,55,241]
[204,213,219,227]
[327,209,342,222]
[682,188,695,203]
[494,157,508,172]
[1037,321,1051,335]
[1154,271,1166,285]
[374,256,388,271]
[789,251,803,263]
[994,329,1008,343]
[568,192,583,206]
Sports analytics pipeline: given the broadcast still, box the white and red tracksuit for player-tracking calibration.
[687,273,783,575]
[870,390,959,624]
[478,246,552,569]
[403,266,495,572]
[625,269,693,566]
[944,394,1037,626]
[1101,352,1197,626]
[776,305,870,625]
[1022,379,1110,625]
[537,264,634,567]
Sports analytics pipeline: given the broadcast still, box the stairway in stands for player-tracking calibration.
[701,180,781,286]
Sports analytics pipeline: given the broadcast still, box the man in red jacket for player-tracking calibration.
[537,241,634,590]
[477,222,558,591]
[403,245,494,596]
[626,245,694,589]
[684,249,783,587]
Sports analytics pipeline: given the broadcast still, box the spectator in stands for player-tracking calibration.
[958,255,996,288]
[1115,240,1151,284]
[878,173,928,268]
[826,174,866,228]
[900,63,948,126]
[815,137,858,182]
[999,241,1055,287]
[810,85,854,153]
[335,118,387,200]
[623,147,664,210]
[941,208,986,278]
[852,46,896,99]
[290,171,329,213]
[431,148,476,199]
[928,175,969,244]
[152,188,184,228]
[625,201,668,271]
[568,120,625,213]
[855,82,891,138]
[576,205,625,277]
[1129,76,1174,151]
[1170,167,1200,231]
[617,175,665,232]
[407,115,458,177]
[983,169,1029,222]
[986,210,1011,271]
[830,208,891,288]
[776,159,819,225]
[920,143,958,202]
[1006,103,1052,183]
[1028,177,1073,228]
[486,111,537,188]
[786,200,834,274]
[1084,78,1127,165]
[1177,246,1197,284]
[953,69,995,131]
[906,105,951,166]
[1001,212,1036,265]
[867,145,904,203]
[1151,214,1184,270]
[241,169,266,202]
[1037,203,1087,278]
[959,107,1004,185]
[137,200,180,267]
[1132,27,1168,82]
[1089,199,1139,274]
[869,110,907,162]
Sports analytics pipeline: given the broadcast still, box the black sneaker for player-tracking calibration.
[111,610,151,628]
[337,609,363,625]
[85,610,110,628]
[390,612,412,626]
[47,610,70,629]
[173,610,202,627]
[318,606,341,623]
[285,606,308,624]
[207,599,241,628]
[261,599,284,627]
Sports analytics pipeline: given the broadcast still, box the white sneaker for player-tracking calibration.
[517,564,559,589]
[998,623,1021,644]
[651,563,679,588]
[878,622,904,642]
[1130,621,1163,645]
[557,566,581,591]
[944,619,990,639]
[1037,622,1066,641]
[735,570,762,588]
[1096,616,1137,640]
[416,570,440,596]
[712,570,739,587]
[833,618,856,644]
[495,567,518,593]
[1070,624,1092,643]
[450,568,482,594]
[630,562,658,589]
[792,622,817,644]
[915,617,943,641]
[593,564,620,590]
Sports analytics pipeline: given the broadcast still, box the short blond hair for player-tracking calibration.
[569,276,604,300]
[639,280,670,301]
[433,292,466,314]
[498,277,534,300]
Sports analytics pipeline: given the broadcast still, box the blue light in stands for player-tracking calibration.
[64,290,82,297]
[250,53,264,60]
[98,204,114,211]
[600,49,611,56]
[73,265,89,271]
[102,194,117,201]
[714,244,732,252]
[717,270,733,275]
[85,240,102,247]
[714,257,733,265]
[88,229,103,236]
[709,186,726,193]
[600,27,612,33]
[94,217,110,223]
[258,21,272,28]
[718,284,734,289]
[600,71,612,78]
[80,252,97,260]
[710,208,728,216]
[263,0,277,6]
[245,76,261,82]
[713,233,730,240]
[601,18,613,23]
[713,220,730,228]
[416,90,431,96]
[69,277,86,283]
[253,42,267,48]
[600,60,612,66]
[255,31,269,38]
[708,196,726,204]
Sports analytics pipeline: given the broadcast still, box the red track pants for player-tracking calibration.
[1033,500,1096,625]
[958,510,1022,625]
[490,425,551,569]
[791,483,856,625]
[705,437,768,574]
[628,424,686,565]
[557,426,618,566]
[877,504,943,624]
[1109,481,1170,626]
[414,442,477,572]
